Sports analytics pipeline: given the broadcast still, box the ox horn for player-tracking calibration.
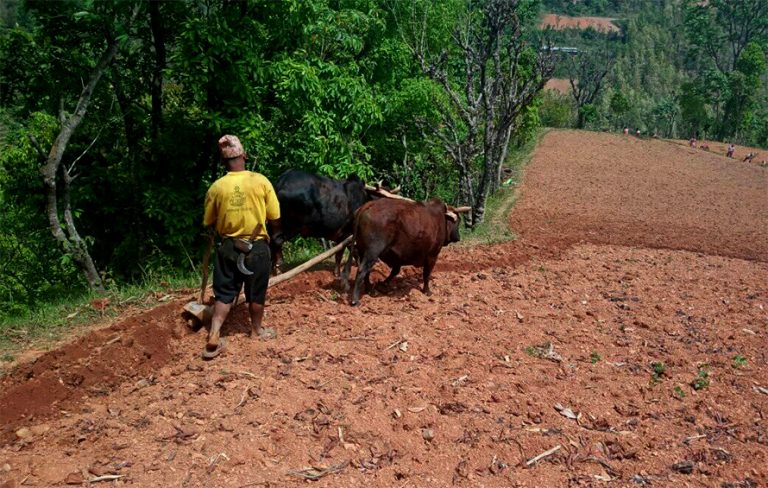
[366,185,415,202]
[454,206,472,213]
[446,211,458,222]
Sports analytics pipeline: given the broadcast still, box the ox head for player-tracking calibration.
[444,208,461,244]
[445,205,471,244]
[425,199,469,245]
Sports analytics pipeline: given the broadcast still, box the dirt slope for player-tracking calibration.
[1,130,766,488]
[544,78,573,95]
[668,138,767,166]
[540,14,620,33]
[510,130,768,262]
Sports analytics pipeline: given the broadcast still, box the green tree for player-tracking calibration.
[566,46,615,128]
[397,0,554,226]
[609,90,630,128]
[684,1,768,141]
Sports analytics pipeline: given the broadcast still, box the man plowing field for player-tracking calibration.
[201,135,281,359]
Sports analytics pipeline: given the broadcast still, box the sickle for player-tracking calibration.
[236,253,254,275]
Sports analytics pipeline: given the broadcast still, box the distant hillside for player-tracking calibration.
[539,13,620,33]
[537,0,768,148]
[544,78,573,95]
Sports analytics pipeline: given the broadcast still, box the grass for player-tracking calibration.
[0,269,200,368]
[649,361,666,385]
[691,366,710,391]
[462,131,545,246]
[732,354,748,368]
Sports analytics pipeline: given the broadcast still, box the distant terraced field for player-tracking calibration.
[544,78,573,95]
[540,13,620,33]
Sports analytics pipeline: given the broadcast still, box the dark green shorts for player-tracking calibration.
[213,239,271,305]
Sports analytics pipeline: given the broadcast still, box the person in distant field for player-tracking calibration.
[635,128,641,137]
[202,135,281,359]
[689,137,697,148]
[726,143,735,158]
[623,127,629,135]
[700,143,710,151]
[743,152,757,163]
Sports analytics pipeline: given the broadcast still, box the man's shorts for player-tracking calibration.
[213,238,271,305]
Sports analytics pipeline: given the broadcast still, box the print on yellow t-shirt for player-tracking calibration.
[203,172,280,240]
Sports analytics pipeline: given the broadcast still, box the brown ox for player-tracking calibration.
[348,198,465,306]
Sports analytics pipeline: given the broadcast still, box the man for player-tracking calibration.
[202,135,281,359]
[726,143,735,158]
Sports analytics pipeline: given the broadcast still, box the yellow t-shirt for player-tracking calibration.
[203,171,280,239]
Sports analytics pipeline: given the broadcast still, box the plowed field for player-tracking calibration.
[544,78,573,95]
[540,14,620,33]
[1,130,766,487]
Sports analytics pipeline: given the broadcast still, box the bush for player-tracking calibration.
[540,90,574,128]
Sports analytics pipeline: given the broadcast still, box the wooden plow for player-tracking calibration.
[182,235,353,324]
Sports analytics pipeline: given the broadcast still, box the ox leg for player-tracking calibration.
[271,244,284,275]
[351,256,376,306]
[422,257,437,296]
[333,246,344,277]
[382,265,401,287]
[340,246,356,293]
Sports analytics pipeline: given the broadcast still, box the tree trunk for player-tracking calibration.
[457,164,475,226]
[38,9,136,291]
[576,108,586,129]
[492,124,514,194]
[149,0,165,145]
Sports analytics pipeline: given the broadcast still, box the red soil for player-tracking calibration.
[544,78,573,95]
[540,14,620,33]
[670,138,767,167]
[1,130,766,487]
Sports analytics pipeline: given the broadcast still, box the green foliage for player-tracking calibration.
[0,112,87,319]
[0,267,199,356]
[514,98,543,147]
[732,354,748,368]
[590,351,602,364]
[683,1,768,141]
[1,0,494,319]
[691,365,710,391]
[650,97,679,137]
[650,361,666,384]
[463,131,542,245]
[673,385,686,399]
[578,103,599,127]
[544,0,766,145]
[540,91,574,128]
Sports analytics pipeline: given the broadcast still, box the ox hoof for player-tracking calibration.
[350,300,360,307]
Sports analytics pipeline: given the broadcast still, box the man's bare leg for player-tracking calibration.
[249,302,275,339]
[206,300,232,354]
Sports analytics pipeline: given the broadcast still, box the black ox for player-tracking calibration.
[269,169,370,277]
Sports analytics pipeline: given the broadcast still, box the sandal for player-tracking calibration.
[257,327,276,340]
[202,337,227,360]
